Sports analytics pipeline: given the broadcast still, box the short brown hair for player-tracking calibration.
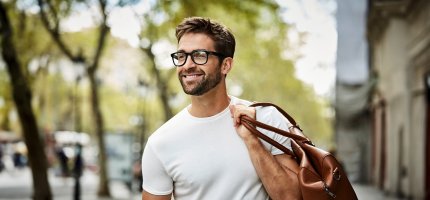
[175,17,235,58]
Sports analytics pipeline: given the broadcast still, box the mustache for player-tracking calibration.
[179,69,205,76]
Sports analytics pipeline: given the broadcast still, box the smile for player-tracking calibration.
[181,73,204,82]
[182,74,203,78]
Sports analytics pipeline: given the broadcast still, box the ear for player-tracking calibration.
[221,57,233,75]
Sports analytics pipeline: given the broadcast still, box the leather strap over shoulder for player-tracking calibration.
[241,117,295,156]
[241,115,311,144]
[250,102,303,131]
[240,102,314,155]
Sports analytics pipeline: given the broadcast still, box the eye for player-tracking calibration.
[175,53,186,60]
[193,51,207,59]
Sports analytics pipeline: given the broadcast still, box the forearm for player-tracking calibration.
[141,191,172,200]
[229,104,300,199]
[242,135,300,200]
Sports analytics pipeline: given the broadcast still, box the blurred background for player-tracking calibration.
[0,0,428,199]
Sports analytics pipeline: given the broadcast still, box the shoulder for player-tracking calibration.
[256,105,282,120]
[147,108,189,146]
[256,104,293,128]
[229,96,253,106]
[230,96,285,122]
[230,96,291,126]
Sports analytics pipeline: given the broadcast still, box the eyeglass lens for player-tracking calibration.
[172,51,209,66]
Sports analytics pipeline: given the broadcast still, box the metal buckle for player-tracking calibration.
[333,167,341,181]
[324,183,336,198]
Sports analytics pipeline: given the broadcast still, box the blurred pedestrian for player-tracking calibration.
[12,151,25,168]
[0,143,4,172]
[55,146,69,177]
[73,144,84,200]
[133,160,142,192]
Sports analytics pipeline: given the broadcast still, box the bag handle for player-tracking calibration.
[241,118,295,156]
[241,115,311,145]
[240,103,314,154]
[249,102,302,131]
[248,102,312,142]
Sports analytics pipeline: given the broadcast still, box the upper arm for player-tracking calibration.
[142,191,172,200]
[141,142,174,195]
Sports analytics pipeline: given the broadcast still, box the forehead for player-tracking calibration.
[178,33,215,52]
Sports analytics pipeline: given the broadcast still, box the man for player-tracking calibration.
[141,17,300,200]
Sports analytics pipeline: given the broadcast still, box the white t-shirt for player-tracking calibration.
[141,96,292,200]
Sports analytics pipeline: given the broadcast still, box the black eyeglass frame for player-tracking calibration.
[170,49,226,67]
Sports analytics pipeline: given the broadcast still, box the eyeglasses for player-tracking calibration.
[170,50,225,67]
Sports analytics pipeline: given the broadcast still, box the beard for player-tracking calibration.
[179,64,222,96]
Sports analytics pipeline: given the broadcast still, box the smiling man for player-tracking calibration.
[141,17,301,200]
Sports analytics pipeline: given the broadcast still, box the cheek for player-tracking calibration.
[176,68,183,77]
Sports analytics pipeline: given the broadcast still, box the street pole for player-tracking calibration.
[73,144,83,200]
[73,74,83,200]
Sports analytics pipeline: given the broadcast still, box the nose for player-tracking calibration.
[182,55,196,70]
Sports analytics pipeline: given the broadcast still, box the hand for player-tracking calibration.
[229,104,257,140]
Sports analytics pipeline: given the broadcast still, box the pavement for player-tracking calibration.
[353,184,403,200]
[0,167,403,200]
[0,167,141,200]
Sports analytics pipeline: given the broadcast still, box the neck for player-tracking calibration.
[188,87,230,118]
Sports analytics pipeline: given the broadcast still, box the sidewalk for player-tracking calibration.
[0,167,403,200]
[353,184,403,200]
[0,167,141,200]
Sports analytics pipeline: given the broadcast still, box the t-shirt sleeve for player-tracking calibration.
[256,106,293,155]
[141,141,173,195]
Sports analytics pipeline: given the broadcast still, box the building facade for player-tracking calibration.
[335,0,373,184]
[367,0,430,199]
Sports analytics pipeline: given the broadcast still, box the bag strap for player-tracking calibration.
[240,103,314,154]
[241,118,295,156]
[250,102,313,143]
[250,102,302,131]
[241,115,311,144]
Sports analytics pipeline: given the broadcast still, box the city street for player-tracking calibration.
[0,167,403,200]
[0,167,141,200]
[353,184,403,200]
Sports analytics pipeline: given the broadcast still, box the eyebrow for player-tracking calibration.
[175,49,209,53]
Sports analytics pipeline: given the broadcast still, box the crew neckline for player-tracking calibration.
[185,96,238,122]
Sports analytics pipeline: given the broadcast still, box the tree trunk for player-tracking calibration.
[88,70,110,197]
[0,3,52,200]
[74,78,82,132]
[142,47,173,121]
[36,0,111,196]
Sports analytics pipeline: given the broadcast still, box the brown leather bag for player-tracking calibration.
[241,102,358,200]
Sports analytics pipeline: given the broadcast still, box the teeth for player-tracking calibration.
[184,75,200,77]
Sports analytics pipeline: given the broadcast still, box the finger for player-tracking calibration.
[233,105,255,119]
[230,105,255,126]
[229,105,240,126]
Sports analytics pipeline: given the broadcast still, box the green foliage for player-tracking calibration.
[0,0,333,148]
[138,0,333,146]
[6,2,60,78]
[0,68,12,130]
[61,28,100,61]
[29,71,74,131]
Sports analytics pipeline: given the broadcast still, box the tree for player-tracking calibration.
[36,0,111,196]
[0,74,12,130]
[136,0,332,145]
[0,2,52,199]
[136,0,282,121]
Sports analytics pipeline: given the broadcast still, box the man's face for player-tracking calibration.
[176,33,223,96]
